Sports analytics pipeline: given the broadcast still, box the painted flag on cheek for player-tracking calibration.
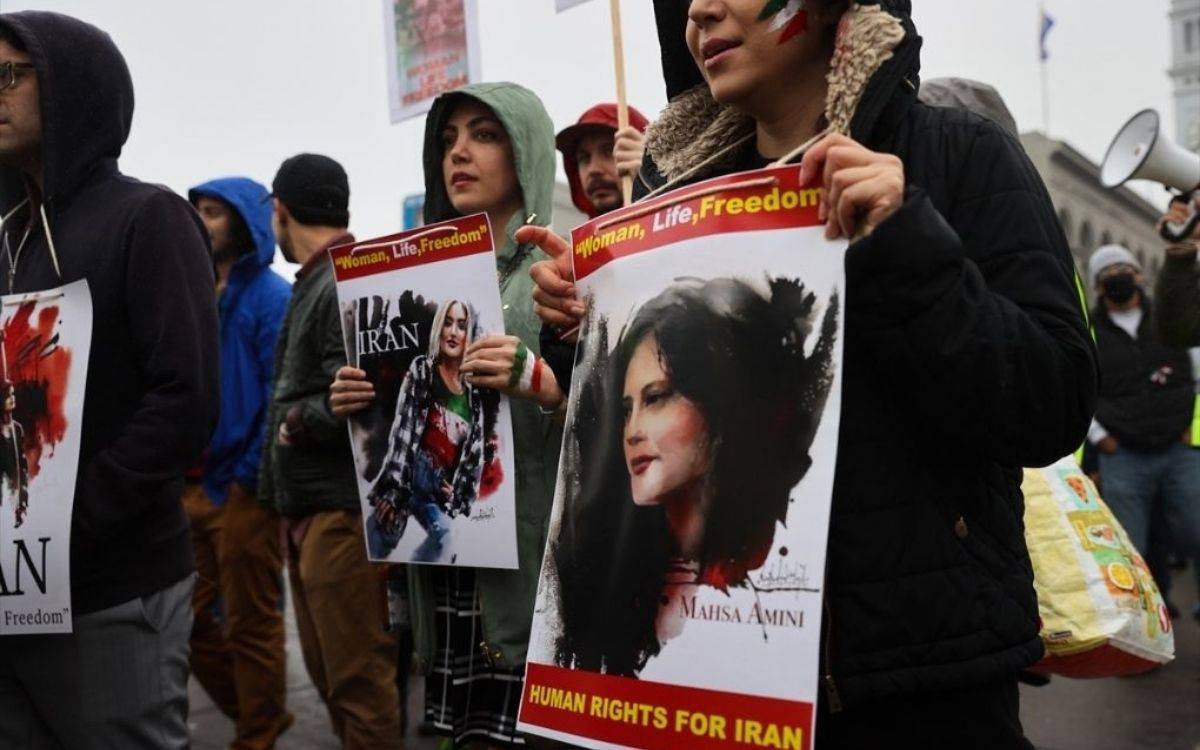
[760,0,809,44]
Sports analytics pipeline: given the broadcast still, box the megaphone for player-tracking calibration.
[1100,109,1200,242]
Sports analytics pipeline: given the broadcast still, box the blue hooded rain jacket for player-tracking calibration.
[189,177,291,505]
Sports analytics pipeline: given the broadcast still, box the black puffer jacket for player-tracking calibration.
[1092,301,1193,450]
[643,1,1097,707]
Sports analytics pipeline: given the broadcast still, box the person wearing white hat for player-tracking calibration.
[1087,243,1200,578]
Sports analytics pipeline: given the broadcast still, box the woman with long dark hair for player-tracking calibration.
[527,2,1096,747]
[553,276,837,676]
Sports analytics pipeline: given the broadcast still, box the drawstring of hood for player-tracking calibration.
[39,202,63,281]
[0,198,29,228]
[0,197,65,292]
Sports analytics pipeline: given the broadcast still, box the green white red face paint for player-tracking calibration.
[758,0,809,44]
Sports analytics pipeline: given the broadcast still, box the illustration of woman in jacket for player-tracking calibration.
[366,298,487,562]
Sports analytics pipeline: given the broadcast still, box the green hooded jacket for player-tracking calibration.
[410,82,564,669]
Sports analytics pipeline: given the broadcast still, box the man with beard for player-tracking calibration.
[556,103,649,218]
[258,154,402,748]
[535,104,649,394]
[187,176,293,748]
[1087,244,1200,574]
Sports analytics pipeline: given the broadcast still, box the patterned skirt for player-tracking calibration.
[425,567,527,748]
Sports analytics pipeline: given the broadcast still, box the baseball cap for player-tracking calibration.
[271,153,350,227]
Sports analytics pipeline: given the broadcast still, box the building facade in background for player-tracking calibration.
[1170,0,1200,150]
[1020,132,1163,283]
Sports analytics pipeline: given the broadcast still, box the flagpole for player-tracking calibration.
[1039,3,1050,135]
[608,0,632,206]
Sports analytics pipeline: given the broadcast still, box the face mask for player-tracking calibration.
[1102,273,1138,305]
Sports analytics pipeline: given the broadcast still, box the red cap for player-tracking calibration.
[556,103,650,217]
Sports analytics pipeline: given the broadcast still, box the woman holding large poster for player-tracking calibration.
[331,82,564,748]
[526,1,1096,747]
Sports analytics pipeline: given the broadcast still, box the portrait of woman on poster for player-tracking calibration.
[553,275,837,677]
[365,298,488,562]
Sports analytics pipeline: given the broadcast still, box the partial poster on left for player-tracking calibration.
[330,214,518,569]
[0,280,93,635]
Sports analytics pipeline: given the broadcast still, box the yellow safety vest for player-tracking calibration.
[1192,394,1200,448]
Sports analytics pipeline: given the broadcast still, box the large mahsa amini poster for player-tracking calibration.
[519,166,847,750]
[330,214,518,569]
[0,281,92,635]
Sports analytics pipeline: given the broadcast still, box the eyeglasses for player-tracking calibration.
[0,62,34,92]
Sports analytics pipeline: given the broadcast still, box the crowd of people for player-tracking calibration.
[0,2,1196,749]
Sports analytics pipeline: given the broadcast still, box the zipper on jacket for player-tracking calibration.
[821,595,843,714]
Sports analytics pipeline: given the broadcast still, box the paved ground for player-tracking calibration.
[190,569,1200,750]
[187,597,433,750]
[1020,572,1199,750]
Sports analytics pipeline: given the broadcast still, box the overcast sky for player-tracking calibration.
[0,0,1177,249]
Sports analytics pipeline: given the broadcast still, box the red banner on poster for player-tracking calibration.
[522,663,812,750]
[329,213,493,282]
[570,165,824,281]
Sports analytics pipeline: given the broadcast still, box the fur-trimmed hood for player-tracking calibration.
[645,1,921,190]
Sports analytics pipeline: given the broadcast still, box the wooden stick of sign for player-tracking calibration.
[608,0,632,206]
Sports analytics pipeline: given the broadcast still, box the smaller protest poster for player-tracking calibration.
[519,165,846,749]
[0,280,92,635]
[555,0,594,11]
[330,214,518,569]
[383,0,481,123]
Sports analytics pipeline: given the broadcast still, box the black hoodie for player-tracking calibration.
[0,12,219,615]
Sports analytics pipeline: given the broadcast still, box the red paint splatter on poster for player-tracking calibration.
[478,453,503,499]
[2,302,72,480]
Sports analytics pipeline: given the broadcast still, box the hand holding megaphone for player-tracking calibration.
[1160,190,1200,244]
[1160,193,1200,248]
[1100,109,1200,243]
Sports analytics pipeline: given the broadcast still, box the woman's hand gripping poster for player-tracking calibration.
[330,214,518,569]
[519,166,846,750]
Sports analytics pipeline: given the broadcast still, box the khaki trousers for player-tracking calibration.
[288,510,401,749]
[184,483,291,749]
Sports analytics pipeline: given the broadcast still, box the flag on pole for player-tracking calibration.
[1039,7,1055,61]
